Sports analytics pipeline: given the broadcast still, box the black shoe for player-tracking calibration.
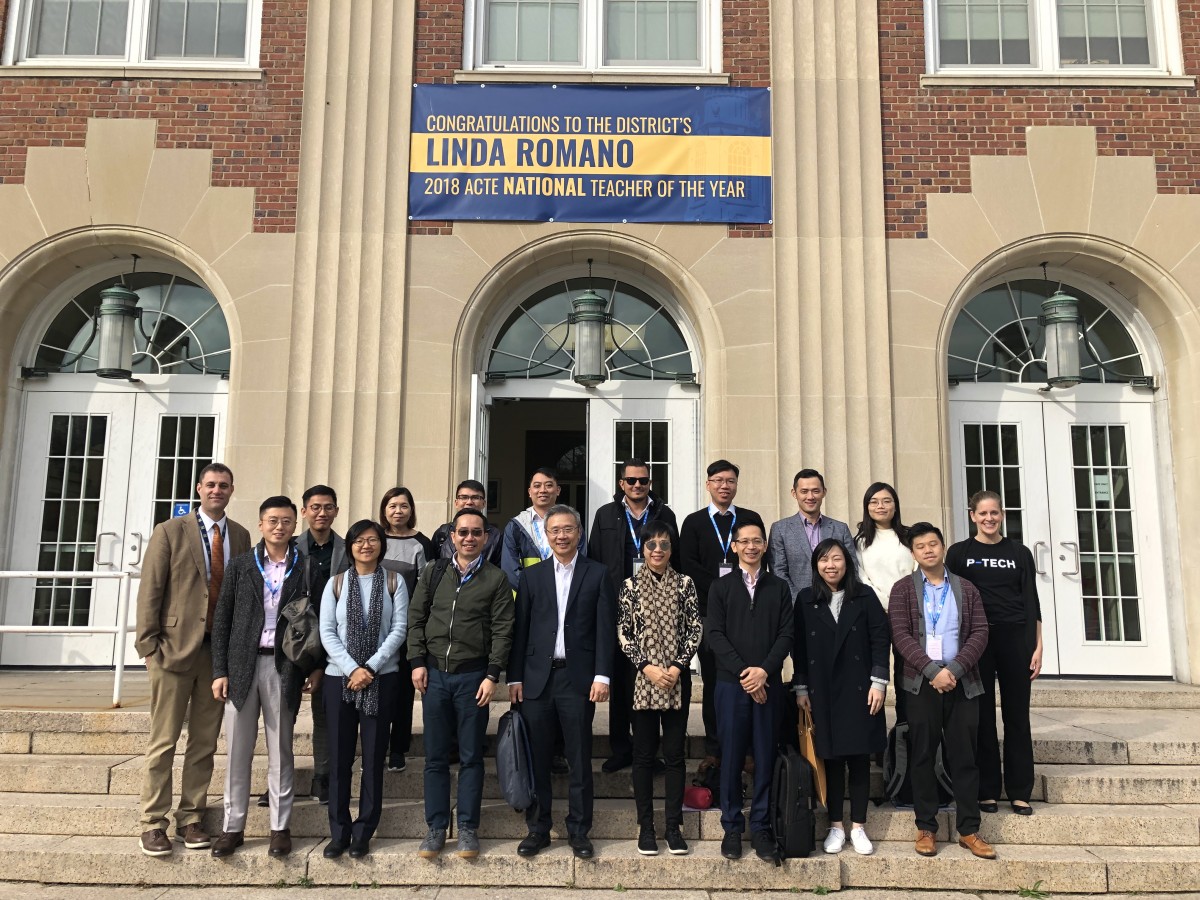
[387,754,406,773]
[752,829,776,862]
[551,755,570,775]
[1010,801,1034,816]
[348,839,370,859]
[323,839,348,859]
[665,827,689,855]
[311,775,329,804]
[637,828,658,856]
[569,834,594,859]
[256,791,269,808]
[979,801,1000,814]
[602,753,633,774]
[517,832,551,857]
[721,830,742,860]
[210,831,243,858]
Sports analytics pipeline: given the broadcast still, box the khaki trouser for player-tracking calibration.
[139,641,224,831]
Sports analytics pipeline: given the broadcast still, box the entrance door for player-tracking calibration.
[4,381,226,666]
[950,385,1170,676]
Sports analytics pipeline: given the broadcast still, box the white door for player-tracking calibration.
[950,385,1170,676]
[4,381,226,667]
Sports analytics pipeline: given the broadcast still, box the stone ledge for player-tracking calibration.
[1096,845,1200,892]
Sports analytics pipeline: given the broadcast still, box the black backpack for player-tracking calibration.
[279,558,325,673]
[770,747,816,864]
[882,721,953,806]
[495,705,537,812]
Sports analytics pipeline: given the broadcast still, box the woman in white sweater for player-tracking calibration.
[853,482,915,722]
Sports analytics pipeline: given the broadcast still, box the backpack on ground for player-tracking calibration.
[770,747,816,863]
[882,721,953,807]
[495,705,538,812]
[279,558,325,673]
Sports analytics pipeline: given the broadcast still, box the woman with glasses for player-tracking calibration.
[853,481,915,721]
[946,490,1042,817]
[319,519,409,859]
[793,538,889,856]
[616,519,701,857]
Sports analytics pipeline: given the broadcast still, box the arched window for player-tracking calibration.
[487,278,693,381]
[35,273,231,376]
[947,278,1145,384]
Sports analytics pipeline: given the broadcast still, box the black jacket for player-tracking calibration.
[792,584,889,758]
[587,492,679,591]
[679,505,766,616]
[211,541,307,715]
[704,568,793,684]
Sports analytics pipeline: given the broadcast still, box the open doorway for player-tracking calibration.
[487,399,588,524]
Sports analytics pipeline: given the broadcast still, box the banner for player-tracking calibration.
[409,84,771,224]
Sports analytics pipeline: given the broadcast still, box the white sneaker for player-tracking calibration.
[850,826,874,855]
[823,826,846,853]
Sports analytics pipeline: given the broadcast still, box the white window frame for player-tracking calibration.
[2,0,263,70]
[463,0,723,74]
[924,0,1184,78]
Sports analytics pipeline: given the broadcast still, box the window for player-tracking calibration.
[4,0,261,67]
[467,0,719,71]
[926,0,1181,74]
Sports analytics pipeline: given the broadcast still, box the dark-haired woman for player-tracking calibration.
[378,487,430,774]
[853,482,916,722]
[319,519,409,859]
[946,490,1042,816]
[793,538,889,856]
[617,520,703,857]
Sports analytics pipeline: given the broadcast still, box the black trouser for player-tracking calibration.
[522,667,595,837]
[324,672,397,845]
[977,622,1035,803]
[698,622,720,758]
[824,754,871,825]
[608,646,635,760]
[630,678,691,831]
[907,679,980,836]
[387,649,414,759]
[892,645,908,724]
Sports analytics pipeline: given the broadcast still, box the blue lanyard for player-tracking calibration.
[531,516,551,560]
[625,505,650,554]
[457,557,483,591]
[255,546,298,600]
[925,579,951,632]
[196,510,215,559]
[709,508,736,560]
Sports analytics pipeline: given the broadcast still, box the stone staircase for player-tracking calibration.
[0,680,1198,893]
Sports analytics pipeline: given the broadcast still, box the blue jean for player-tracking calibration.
[715,679,782,834]
[422,666,491,830]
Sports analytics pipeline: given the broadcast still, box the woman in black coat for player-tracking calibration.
[793,537,889,856]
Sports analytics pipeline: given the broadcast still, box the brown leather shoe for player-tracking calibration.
[211,831,244,858]
[915,829,937,857]
[269,829,292,858]
[958,833,997,859]
[140,828,172,858]
[176,822,211,849]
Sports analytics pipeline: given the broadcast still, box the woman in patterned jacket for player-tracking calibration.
[617,519,703,858]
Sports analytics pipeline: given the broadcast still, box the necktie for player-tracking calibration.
[206,524,224,633]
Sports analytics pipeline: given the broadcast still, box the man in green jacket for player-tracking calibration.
[408,507,515,860]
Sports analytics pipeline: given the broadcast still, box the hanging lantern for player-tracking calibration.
[1039,290,1081,389]
[95,283,141,379]
[571,284,609,387]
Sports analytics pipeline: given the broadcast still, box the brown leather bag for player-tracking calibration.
[797,706,827,809]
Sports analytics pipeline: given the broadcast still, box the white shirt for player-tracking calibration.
[829,589,845,622]
[553,553,576,659]
[197,509,232,580]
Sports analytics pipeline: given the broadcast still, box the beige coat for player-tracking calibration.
[134,513,252,673]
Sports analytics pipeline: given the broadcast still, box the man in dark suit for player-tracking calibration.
[134,463,252,857]
[508,504,616,860]
[587,457,678,773]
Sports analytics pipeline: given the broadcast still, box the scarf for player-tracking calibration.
[343,566,385,716]
[630,566,686,711]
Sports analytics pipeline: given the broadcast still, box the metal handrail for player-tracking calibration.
[0,569,141,707]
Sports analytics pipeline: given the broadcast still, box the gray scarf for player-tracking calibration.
[343,566,385,717]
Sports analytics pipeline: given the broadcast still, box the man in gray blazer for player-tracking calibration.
[767,469,856,601]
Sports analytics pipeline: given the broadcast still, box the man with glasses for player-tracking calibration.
[767,468,855,601]
[705,520,794,862]
[508,505,616,860]
[408,508,514,860]
[502,468,566,591]
[679,460,765,775]
[588,458,679,773]
[430,479,502,565]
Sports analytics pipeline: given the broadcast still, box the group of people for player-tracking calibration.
[133,458,1042,866]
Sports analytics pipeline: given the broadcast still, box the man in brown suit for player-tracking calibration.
[135,463,251,857]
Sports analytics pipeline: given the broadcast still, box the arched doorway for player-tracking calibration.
[475,273,701,527]
[946,271,1169,677]
[3,270,231,667]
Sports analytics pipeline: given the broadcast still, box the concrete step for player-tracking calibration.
[972,802,1200,846]
[1041,764,1200,804]
[0,754,133,794]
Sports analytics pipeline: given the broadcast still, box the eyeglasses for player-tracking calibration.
[455,528,485,538]
[735,537,765,547]
[456,494,485,502]
[306,503,337,513]
[547,525,577,536]
[644,539,671,552]
[352,537,380,547]
[708,477,738,486]
[868,498,895,507]
[263,517,295,528]
[623,476,650,486]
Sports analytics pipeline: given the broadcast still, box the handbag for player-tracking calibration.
[495,704,538,812]
[279,558,326,673]
[797,705,827,810]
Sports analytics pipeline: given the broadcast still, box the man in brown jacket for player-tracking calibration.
[889,522,995,861]
[134,463,251,857]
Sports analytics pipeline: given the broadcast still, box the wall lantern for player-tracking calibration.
[94,282,142,379]
[1038,289,1082,389]
[569,259,611,388]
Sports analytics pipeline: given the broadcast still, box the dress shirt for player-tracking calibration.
[453,552,485,580]
[197,509,232,580]
[921,568,960,663]
[802,515,824,551]
[740,564,761,599]
[259,555,287,649]
[544,552,610,686]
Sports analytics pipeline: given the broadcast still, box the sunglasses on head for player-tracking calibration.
[623,476,650,486]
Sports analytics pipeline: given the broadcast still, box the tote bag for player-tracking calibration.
[797,705,828,809]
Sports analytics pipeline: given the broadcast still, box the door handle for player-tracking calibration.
[128,532,145,568]
[95,532,119,569]
[1059,541,1080,577]
[1033,541,1048,576]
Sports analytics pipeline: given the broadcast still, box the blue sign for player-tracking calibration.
[409,84,772,223]
[172,502,192,518]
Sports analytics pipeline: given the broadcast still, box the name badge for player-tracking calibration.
[718,564,733,578]
[925,635,943,662]
[632,557,645,576]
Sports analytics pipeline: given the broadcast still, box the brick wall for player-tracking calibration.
[880,0,1200,237]
[0,0,306,232]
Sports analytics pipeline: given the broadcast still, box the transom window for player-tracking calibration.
[4,0,261,67]
[488,278,693,381]
[948,278,1146,384]
[926,0,1180,74]
[467,0,719,71]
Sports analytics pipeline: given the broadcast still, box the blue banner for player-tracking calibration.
[409,84,772,224]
